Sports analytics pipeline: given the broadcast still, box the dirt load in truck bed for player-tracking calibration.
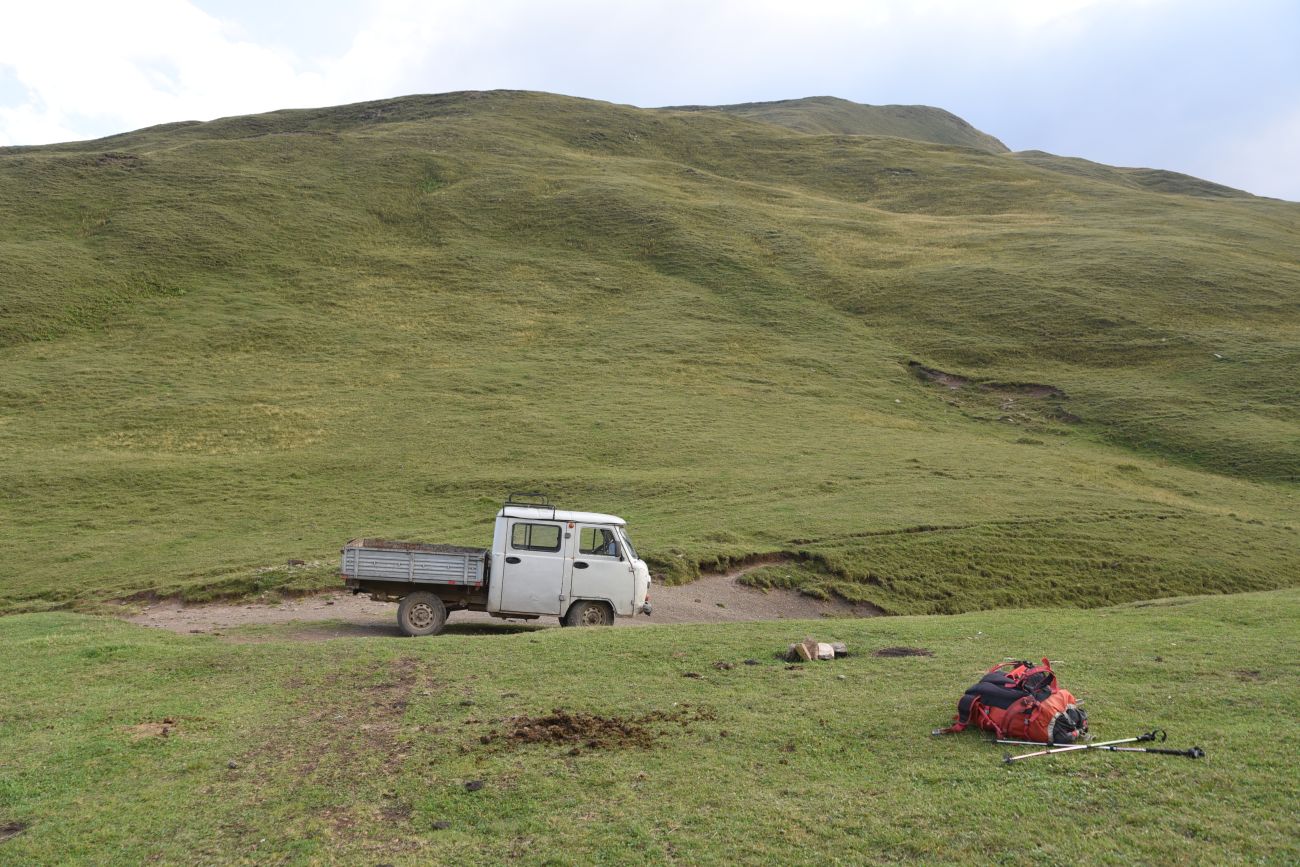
[345,539,487,555]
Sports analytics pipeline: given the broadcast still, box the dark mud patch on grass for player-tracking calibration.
[482,705,716,754]
[379,801,413,822]
[872,646,933,657]
[0,821,28,843]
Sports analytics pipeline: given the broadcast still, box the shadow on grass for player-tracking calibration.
[441,620,550,636]
[220,617,552,642]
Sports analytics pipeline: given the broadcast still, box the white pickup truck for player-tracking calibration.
[340,495,653,636]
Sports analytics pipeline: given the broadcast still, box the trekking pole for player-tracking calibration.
[996,729,1164,748]
[1092,744,1204,758]
[1003,730,1164,764]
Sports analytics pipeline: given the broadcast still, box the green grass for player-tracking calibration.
[0,90,1296,613]
[0,589,1296,864]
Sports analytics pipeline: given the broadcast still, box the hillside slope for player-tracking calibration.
[1012,150,1254,198]
[0,90,1296,611]
[669,95,1010,153]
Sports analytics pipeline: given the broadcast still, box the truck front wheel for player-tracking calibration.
[397,591,447,637]
[564,600,614,628]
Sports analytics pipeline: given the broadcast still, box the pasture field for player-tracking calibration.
[1,588,1296,864]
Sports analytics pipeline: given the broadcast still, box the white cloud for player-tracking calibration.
[0,0,1183,135]
[0,0,1157,147]
[0,0,1295,200]
[0,99,81,145]
[0,0,337,144]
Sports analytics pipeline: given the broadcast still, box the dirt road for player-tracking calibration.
[126,570,881,640]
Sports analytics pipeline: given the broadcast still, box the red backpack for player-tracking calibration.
[937,658,1088,744]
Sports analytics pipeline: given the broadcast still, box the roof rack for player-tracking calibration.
[505,491,551,507]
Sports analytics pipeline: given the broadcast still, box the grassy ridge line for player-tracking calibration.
[664,95,1011,153]
[0,589,1296,864]
[0,90,1297,610]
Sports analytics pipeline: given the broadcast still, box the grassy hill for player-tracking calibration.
[667,95,1010,152]
[1,589,1297,863]
[0,90,1296,612]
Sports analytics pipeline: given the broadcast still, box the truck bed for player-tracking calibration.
[340,538,488,586]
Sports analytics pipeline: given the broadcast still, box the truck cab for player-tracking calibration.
[489,503,652,626]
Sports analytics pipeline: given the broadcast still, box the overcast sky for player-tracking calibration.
[2,0,1298,200]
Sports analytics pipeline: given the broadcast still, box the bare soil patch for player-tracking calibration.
[491,710,656,750]
[872,646,933,657]
[908,360,1065,399]
[124,717,179,739]
[908,361,973,390]
[0,821,28,843]
[122,565,879,641]
[483,705,715,754]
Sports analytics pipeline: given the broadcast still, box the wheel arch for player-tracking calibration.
[563,596,617,620]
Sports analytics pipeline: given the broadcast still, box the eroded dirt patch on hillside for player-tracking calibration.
[907,361,1066,399]
[907,360,1079,423]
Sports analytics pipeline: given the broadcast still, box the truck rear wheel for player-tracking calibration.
[397,591,447,637]
[564,600,614,628]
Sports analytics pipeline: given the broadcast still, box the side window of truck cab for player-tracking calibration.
[578,526,620,558]
[510,522,561,552]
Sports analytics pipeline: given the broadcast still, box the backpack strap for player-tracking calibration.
[975,703,1004,738]
[1027,659,1060,695]
[935,703,1001,737]
[937,678,995,735]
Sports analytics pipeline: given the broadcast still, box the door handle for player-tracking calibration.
[573,561,589,569]
[505,556,521,564]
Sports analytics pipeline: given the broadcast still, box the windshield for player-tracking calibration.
[618,528,638,561]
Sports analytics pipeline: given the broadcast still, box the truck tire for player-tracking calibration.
[564,600,614,628]
[397,591,447,637]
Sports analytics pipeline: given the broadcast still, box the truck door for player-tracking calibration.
[499,520,566,615]
[572,524,634,614]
